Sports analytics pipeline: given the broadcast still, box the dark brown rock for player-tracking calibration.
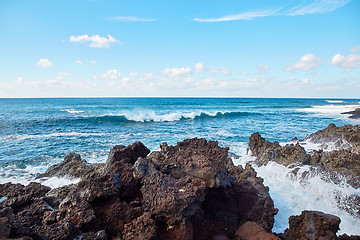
[235,221,280,240]
[283,210,341,240]
[147,138,233,188]
[122,212,157,240]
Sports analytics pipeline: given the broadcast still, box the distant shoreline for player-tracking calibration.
[342,108,360,119]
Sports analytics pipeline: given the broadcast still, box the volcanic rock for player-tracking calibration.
[235,221,280,240]
[1,138,279,240]
[283,210,341,240]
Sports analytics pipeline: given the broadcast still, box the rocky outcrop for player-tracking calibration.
[0,138,277,240]
[342,108,360,119]
[283,210,341,240]
[248,124,360,189]
[249,132,309,166]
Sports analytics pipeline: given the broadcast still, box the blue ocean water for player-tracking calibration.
[1,97,359,234]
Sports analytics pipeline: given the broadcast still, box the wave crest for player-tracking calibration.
[82,110,259,123]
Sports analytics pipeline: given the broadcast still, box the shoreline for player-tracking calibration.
[342,108,360,119]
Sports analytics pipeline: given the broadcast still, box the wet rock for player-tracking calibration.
[342,108,360,119]
[1,138,280,240]
[305,124,360,152]
[235,221,280,240]
[36,152,102,180]
[248,132,280,158]
[283,210,340,240]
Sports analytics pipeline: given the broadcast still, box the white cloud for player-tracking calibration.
[351,45,360,53]
[162,67,192,77]
[108,16,158,22]
[57,72,70,77]
[76,60,84,65]
[301,78,310,85]
[91,60,97,64]
[70,34,120,48]
[36,59,53,68]
[241,72,248,76]
[286,0,352,16]
[331,53,360,71]
[257,64,269,74]
[194,9,280,22]
[194,0,351,22]
[283,54,321,72]
[129,72,139,77]
[194,62,205,72]
[98,69,122,80]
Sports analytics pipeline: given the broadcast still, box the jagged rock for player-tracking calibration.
[105,142,150,169]
[235,221,280,240]
[91,197,141,239]
[283,210,340,240]
[1,139,279,240]
[122,212,157,240]
[157,220,193,240]
[338,233,360,240]
[248,132,280,158]
[229,164,278,231]
[36,153,103,180]
[342,108,360,119]
[249,133,309,166]
[147,138,233,188]
[57,194,97,232]
[304,123,360,155]
[78,230,108,240]
[140,166,206,225]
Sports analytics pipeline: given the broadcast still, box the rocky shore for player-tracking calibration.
[342,108,360,119]
[0,125,360,240]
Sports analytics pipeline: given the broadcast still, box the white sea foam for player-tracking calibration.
[0,163,81,189]
[61,109,85,114]
[8,132,105,140]
[279,139,352,153]
[296,104,360,116]
[325,100,344,103]
[231,146,360,235]
[118,110,232,122]
[38,176,81,188]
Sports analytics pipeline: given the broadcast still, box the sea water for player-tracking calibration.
[0,97,359,234]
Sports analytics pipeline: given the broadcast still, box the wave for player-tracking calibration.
[60,109,85,114]
[79,111,260,123]
[5,132,105,140]
[232,148,360,235]
[325,100,344,103]
[296,104,360,116]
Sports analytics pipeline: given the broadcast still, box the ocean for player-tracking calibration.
[1,97,359,234]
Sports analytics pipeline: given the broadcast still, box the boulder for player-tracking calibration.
[283,210,341,240]
[235,221,280,240]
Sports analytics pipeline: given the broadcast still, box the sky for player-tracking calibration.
[0,0,359,98]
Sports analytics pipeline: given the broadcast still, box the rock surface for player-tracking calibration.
[342,108,360,119]
[235,221,280,240]
[249,124,360,189]
[0,138,277,240]
[283,210,340,240]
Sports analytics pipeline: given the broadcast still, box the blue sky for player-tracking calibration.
[0,0,359,98]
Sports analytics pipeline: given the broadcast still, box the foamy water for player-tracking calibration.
[232,146,360,235]
[1,97,360,235]
[297,104,360,117]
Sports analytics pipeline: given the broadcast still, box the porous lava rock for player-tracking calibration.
[1,138,278,240]
[283,210,341,240]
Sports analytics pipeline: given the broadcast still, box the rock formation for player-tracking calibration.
[0,138,277,240]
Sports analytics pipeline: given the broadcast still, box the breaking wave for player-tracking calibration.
[78,110,261,123]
